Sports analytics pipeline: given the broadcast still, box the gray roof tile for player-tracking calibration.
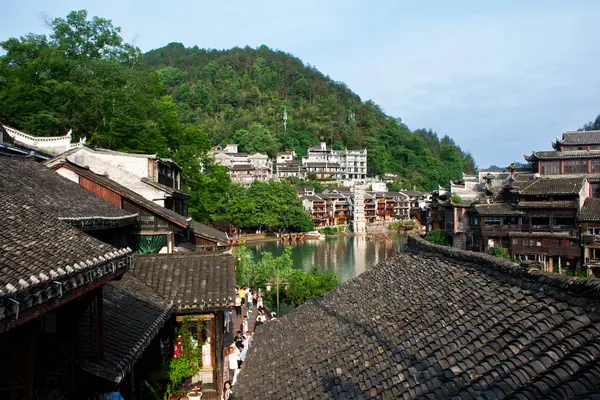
[130,252,236,312]
[579,198,600,222]
[234,236,600,399]
[81,273,172,382]
[0,155,136,228]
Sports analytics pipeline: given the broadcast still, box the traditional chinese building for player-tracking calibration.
[580,198,600,276]
[130,252,235,399]
[0,155,137,399]
[49,159,230,251]
[525,130,600,198]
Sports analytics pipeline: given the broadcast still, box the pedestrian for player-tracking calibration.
[238,287,246,306]
[224,310,231,333]
[245,331,253,347]
[246,289,253,313]
[228,347,240,384]
[254,311,265,331]
[257,293,264,309]
[234,331,244,347]
[223,381,232,400]
[240,315,248,335]
[234,294,242,317]
[252,290,258,308]
[240,336,248,361]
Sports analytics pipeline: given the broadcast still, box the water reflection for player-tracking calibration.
[246,233,407,282]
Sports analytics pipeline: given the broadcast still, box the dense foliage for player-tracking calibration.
[143,43,477,190]
[424,229,449,246]
[0,9,478,229]
[224,180,313,232]
[581,114,600,131]
[234,245,339,309]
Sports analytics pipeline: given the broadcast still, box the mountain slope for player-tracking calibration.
[143,43,477,190]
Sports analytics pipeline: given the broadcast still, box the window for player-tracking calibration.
[564,159,588,174]
[472,217,480,226]
[592,159,600,173]
[541,161,560,175]
[588,228,600,235]
[484,217,501,225]
[531,217,549,226]
[553,217,575,227]
[511,238,519,245]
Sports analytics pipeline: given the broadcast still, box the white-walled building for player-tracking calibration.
[302,142,367,181]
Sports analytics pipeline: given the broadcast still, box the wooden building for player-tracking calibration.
[580,198,600,277]
[526,130,600,198]
[0,155,137,399]
[50,160,230,251]
[130,252,236,400]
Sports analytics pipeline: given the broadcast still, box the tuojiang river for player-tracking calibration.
[246,233,408,282]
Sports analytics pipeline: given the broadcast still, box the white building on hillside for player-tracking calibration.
[302,142,367,181]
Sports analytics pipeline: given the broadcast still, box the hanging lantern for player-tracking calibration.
[283,281,289,291]
[265,282,273,292]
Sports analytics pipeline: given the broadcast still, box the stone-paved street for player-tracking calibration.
[222,297,270,384]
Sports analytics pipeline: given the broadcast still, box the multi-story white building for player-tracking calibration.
[302,142,367,181]
[213,144,272,183]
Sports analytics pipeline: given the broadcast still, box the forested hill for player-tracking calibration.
[142,43,477,189]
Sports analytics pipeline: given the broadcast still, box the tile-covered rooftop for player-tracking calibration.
[130,252,236,312]
[235,236,600,399]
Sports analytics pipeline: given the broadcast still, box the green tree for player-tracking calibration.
[425,229,449,246]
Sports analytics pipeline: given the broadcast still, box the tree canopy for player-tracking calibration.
[0,9,479,229]
[143,43,478,190]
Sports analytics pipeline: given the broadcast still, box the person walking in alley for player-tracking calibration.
[223,381,232,400]
[246,288,253,314]
[240,315,248,335]
[224,310,231,333]
[238,287,246,307]
[228,347,240,384]
[234,294,242,317]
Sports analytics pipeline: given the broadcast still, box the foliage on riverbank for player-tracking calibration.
[223,181,313,232]
[424,229,449,246]
[233,245,340,309]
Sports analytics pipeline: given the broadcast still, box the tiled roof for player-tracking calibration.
[518,201,578,209]
[475,203,525,216]
[229,164,255,171]
[0,190,132,324]
[560,130,600,145]
[305,162,341,168]
[236,237,600,399]
[579,198,600,222]
[517,177,585,196]
[130,252,236,312]
[81,273,172,382]
[0,155,136,228]
[529,150,600,160]
[400,190,427,197]
[52,160,229,244]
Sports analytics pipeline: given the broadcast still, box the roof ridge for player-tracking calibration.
[408,236,600,305]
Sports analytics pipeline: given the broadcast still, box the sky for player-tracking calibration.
[3,0,600,168]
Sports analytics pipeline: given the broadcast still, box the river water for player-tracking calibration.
[246,233,408,282]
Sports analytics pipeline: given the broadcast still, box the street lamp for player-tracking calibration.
[265,276,287,317]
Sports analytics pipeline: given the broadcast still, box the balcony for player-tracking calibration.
[511,245,580,257]
[482,225,529,233]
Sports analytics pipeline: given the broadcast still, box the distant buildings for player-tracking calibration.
[212,144,272,185]
[213,141,368,184]
[300,187,426,229]
[303,142,367,180]
[427,129,600,276]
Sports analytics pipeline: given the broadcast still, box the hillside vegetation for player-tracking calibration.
[143,43,477,188]
[0,10,477,226]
